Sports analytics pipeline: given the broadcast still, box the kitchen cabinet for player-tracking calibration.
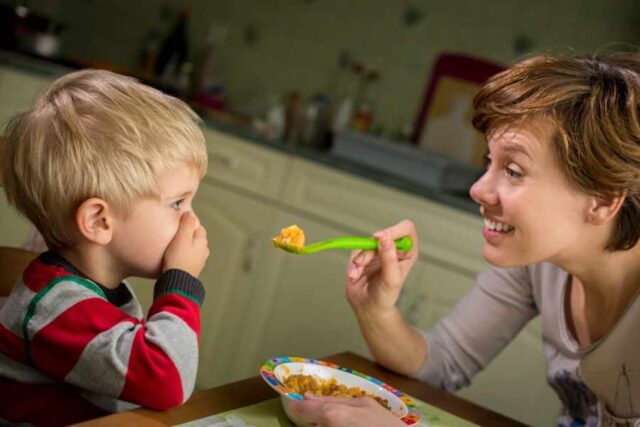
[0,65,53,129]
[192,179,279,388]
[272,156,559,426]
[229,210,371,381]
[131,128,291,389]
[0,65,54,247]
[136,127,559,425]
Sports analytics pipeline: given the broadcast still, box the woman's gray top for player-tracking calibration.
[413,262,639,426]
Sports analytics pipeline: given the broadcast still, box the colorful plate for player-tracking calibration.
[260,356,421,426]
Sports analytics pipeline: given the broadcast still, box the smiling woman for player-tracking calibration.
[292,52,640,427]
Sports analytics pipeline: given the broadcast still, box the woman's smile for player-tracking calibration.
[482,217,515,242]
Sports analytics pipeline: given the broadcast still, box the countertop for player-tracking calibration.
[0,49,479,215]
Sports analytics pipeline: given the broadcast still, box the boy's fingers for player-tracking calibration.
[193,226,207,241]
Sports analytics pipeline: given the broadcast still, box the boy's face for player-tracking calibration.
[110,164,202,279]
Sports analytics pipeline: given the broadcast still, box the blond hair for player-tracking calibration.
[473,53,640,251]
[2,69,208,249]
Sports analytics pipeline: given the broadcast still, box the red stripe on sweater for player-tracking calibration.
[31,298,138,378]
[149,293,201,336]
[119,326,183,410]
[0,376,107,426]
[22,258,72,293]
[0,322,26,363]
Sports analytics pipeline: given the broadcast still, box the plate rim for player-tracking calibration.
[259,356,421,426]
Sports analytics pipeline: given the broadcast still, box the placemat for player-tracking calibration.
[176,396,477,427]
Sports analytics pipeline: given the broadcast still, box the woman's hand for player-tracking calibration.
[163,212,210,277]
[346,220,419,317]
[287,394,406,427]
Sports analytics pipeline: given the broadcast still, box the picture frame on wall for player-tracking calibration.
[412,53,504,168]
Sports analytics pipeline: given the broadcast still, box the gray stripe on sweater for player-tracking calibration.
[24,278,104,340]
[145,310,198,402]
[64,321,138,397]
[0,279,37,336]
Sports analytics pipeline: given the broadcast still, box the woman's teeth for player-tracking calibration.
[484,218,514,233]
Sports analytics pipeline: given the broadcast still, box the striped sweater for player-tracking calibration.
[0,251,205,426]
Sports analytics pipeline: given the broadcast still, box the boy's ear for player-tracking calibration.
[586,192,625,225]
[75,198,113,245]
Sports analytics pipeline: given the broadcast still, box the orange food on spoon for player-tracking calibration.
[272,225,305,252]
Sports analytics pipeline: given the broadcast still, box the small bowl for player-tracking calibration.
[260,356,421,426]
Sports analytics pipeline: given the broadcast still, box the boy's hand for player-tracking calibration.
[163,212,209,278]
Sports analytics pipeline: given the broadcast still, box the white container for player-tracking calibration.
[331,129,482,194]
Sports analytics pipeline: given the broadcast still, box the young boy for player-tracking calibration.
[0,69,210,426]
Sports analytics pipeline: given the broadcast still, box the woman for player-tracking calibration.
[290,53,640,426]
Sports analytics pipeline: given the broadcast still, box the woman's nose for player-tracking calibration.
[469,171,498,206]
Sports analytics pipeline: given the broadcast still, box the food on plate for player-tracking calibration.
[283,374,391,410]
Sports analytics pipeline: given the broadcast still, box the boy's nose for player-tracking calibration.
[469,172,498,207]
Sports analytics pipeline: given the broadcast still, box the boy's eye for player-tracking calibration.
[170,199,184,210]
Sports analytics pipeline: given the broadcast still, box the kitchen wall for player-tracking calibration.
[5,0,640,137]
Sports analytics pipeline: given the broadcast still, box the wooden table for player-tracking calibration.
[73,352,526,426]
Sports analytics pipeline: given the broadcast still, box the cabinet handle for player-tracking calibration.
[210,152,240,169]
[406,294,426,326]
[242,233,260,272]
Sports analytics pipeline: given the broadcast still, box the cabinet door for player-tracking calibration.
[202,127,290,199]
[0,66,53,129]
[230,210,371,381]
[0,67,54,247]
[128,179,277,389]
[193,181,279,388]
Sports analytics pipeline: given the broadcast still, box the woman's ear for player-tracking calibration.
[75,198,113,245]
[586,192,626,225]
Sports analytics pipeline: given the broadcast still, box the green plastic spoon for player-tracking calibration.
[273,235,413,255]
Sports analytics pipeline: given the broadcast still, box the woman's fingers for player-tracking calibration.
[379,219,419,257]
[347,249,376,281]
[288,396,403,427]
[373,230,400,287]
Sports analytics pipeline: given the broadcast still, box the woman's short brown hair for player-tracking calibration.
[473,53,640,251]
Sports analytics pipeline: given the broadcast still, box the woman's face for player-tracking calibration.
[469,124,592,267]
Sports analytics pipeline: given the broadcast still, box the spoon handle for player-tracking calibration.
[301,236,413,254]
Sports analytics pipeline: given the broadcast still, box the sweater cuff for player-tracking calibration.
[154,269,205,307]
[411,327,444,385]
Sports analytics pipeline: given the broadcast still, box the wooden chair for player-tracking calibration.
[0,246,38,299]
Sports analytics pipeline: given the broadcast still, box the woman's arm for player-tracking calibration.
[415,265,537,390]
[355,306,427,377]
[345,220,426,375]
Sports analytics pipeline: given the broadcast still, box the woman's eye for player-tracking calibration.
[505,167,522,179]
[483,155,492,169]
[170,199,184,210]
